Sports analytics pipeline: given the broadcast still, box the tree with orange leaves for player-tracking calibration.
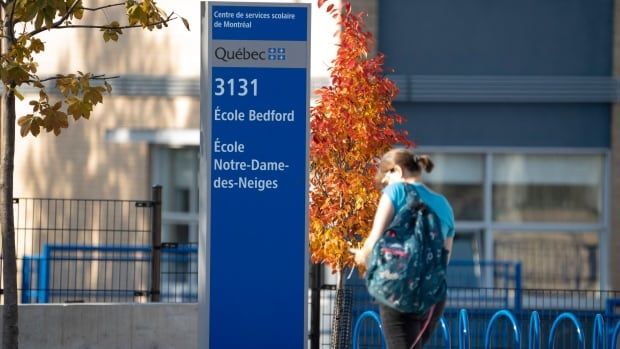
[309,2,410,346]
[310,0,410,283]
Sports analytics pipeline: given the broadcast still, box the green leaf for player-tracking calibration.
[78,74,90,89]
[44,7,54,29]
[29,100,40,112]
[27,62,38,74]
[57,0,68,14]
[17,114,41,137]
[21,4,39,23]
[41,107,69,136]
[67,98,92,120]
[34,12,44,30]
[30,38,45,53]
[84,87,103,105]
[5,64,31,84]
[71,0,84,20]
[181,17,190,31]
[56,77,79,97]
[14,89,25,101]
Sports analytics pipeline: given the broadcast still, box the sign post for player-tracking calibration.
[199,2,310,348]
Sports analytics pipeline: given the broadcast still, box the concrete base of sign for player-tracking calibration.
[0,304,197,349]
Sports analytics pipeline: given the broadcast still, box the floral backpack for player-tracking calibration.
[365,184,448,314]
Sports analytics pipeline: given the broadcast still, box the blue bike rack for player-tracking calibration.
[548,312,585,349]
[351,311,451,348]
[484,309,521,349]
[351,308,613,349]
[459,309,470,349]
[439,316,451,348]
[352,310,386,349]
[611,321,620,349]
[592,314,605,349]
[529,311,541,349]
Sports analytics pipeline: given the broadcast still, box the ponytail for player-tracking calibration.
[377,148,434,181]
[415,154,434,173]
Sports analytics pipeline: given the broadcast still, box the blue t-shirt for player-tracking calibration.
[382,182,455,239]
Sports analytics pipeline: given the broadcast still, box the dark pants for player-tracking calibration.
[379,299,446,349]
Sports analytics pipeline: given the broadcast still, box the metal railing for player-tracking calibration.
[323,285,620,349]
[351,309,620,349]
[19,243,198,303]
[0,186,202,303]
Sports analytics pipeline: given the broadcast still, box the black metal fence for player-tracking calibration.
[159,242,198,303]
[0,186,199,304]
[313,283,620,349]
[7,192,156,303]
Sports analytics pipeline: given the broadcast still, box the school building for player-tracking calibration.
[9,0,620,292]
[351,0,620,291]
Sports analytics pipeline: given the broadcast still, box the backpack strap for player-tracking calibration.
[409,304,436,349]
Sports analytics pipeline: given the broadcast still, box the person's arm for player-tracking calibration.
[350,193,394,266]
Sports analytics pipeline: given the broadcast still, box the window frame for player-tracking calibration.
[418,146,610,289]
[150,145,200,244]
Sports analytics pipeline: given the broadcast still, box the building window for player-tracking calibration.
[423,153,484,221]
[421,153,486,287]
[494,231,599,290]
[151,146,199,301]
[492,154,604,223]
[152,146,199,244]
[418,149,608,290]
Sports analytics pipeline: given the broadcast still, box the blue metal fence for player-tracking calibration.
[352,308,620,349]
[324,284,620,349]
[20,244,197,303]
[18,242,520,306]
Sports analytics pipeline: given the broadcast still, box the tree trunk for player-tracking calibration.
[330,269,353,349]
[1,7,19,349]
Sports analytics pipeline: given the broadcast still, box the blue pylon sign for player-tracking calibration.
[200,2,310,348]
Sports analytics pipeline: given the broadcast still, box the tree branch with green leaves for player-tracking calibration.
[17,72,117,136]
[0,0,190,137]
